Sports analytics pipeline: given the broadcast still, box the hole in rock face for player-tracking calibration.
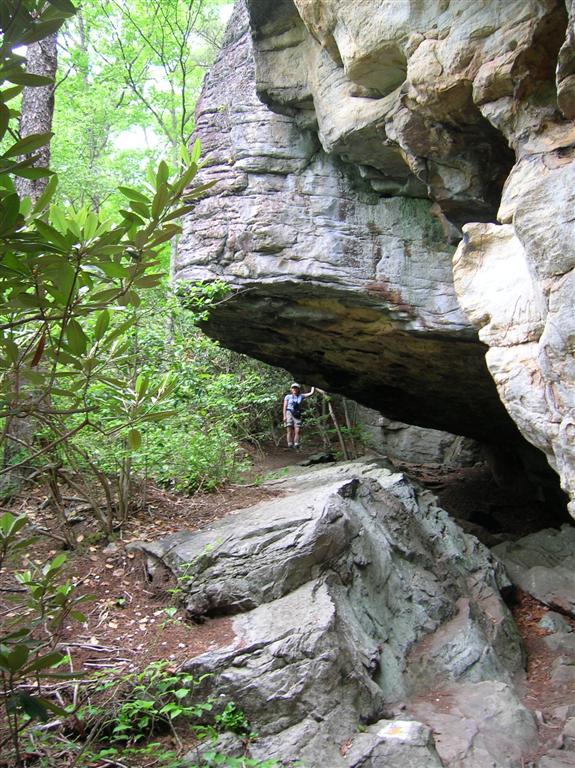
[347,43,408,97]
[514,2,568,107]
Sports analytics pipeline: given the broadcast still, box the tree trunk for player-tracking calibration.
[14,33,58,201]
[3,34,58,492]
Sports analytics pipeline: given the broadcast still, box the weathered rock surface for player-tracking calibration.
[408,681,539,768]
[493,526,575,617]
[356,404,481,468]
[178,0,575,514]
[176,0,520,446]
[132,460,538,766]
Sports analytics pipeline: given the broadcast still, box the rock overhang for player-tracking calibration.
[177,0,575,510]
[176,0,525,444]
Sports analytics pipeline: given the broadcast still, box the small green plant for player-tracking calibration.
[168,543,214,605]
[14,553,92,644]
[78,742,190,768]
[0,514,87,766]
[215,702,253,738]
[159,605,180,627]
[85,661,214,745]
[196,754,280,768]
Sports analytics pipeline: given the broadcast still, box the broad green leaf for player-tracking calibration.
[35,219,69,250]
[149,224,181,247]
[0,512,28,536]
[190,138,202,164]
[3,132,53,158]
[135,374,148,398]
[172,162,199,196]
[156,160,169,186]
[127,428,142,450]
[94,310,110,341]
[129,200,150,219]
[9,292,49,309]
[83,211,99,240]
[118,186,150,204]
[101,316,136,345]
[13,166,53,180]
[0,85,24,103]
[98,261,129,279]
[183,181,217,200]
[151,183,169,219]
[32,174,58,214]
[24,651,65,674]
[0,192,20,235]
[5,71,53,87]
[0,103,9,141]
[119,209,144,226]
[6,644,29,672]
[46,0,77,14]
[65,318,87,355]
[164,203,196,223]
[4,339,19,363]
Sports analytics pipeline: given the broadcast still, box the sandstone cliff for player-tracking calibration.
[177,0,575,515]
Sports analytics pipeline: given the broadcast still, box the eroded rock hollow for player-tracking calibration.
[177,0,575,514]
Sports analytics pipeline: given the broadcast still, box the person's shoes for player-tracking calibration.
[287,443,294,449]
[294,443,299,449]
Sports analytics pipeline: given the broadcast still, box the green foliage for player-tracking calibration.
[215,702,254,738]
[52,0,231,210]
[0,511,35,568]
[14,552,93,640]
[195,755,280,768]
[0,512,87,765]
[84,661,214,744]
[67,283,286,498]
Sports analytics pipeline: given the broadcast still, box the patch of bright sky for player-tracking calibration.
[113,2,233,151]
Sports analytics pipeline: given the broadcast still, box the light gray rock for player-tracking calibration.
[356,405,481,468]
[564,717,575,751]
[539,751,575,768]
[177,0,572,511]
[133,459,527,766]
[539,612,573,634]
[493,526,575,616]
[409,681,539,768]
[345,719,444,768]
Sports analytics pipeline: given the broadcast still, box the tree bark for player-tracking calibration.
[14,33,58,201]
[3,34,58,491]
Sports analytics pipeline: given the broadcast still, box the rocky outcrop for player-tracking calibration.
[131,459,542,767]
[177,0,575,512]
[493,525,575,616]
[176,0,518,446]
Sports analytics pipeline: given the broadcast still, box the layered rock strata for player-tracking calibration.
[177,0,575,512]
[176,1,517,444]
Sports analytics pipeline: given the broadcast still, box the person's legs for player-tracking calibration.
[293,418,302,447]
[285,412,295,447]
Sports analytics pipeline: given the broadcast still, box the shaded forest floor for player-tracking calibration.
[1,443,573,765]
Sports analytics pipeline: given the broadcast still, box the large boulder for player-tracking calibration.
[131,460,536,766]
[177,0,575,513]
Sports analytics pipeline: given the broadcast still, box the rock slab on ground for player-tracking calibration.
[132,460,537,767]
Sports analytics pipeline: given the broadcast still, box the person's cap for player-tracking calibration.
[290,382,301,389]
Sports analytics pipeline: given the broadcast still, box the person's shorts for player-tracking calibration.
[285,411,302,428]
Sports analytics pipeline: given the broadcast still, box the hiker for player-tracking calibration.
[283,382,316,449]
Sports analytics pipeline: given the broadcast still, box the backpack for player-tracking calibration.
[288,394,303,419]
